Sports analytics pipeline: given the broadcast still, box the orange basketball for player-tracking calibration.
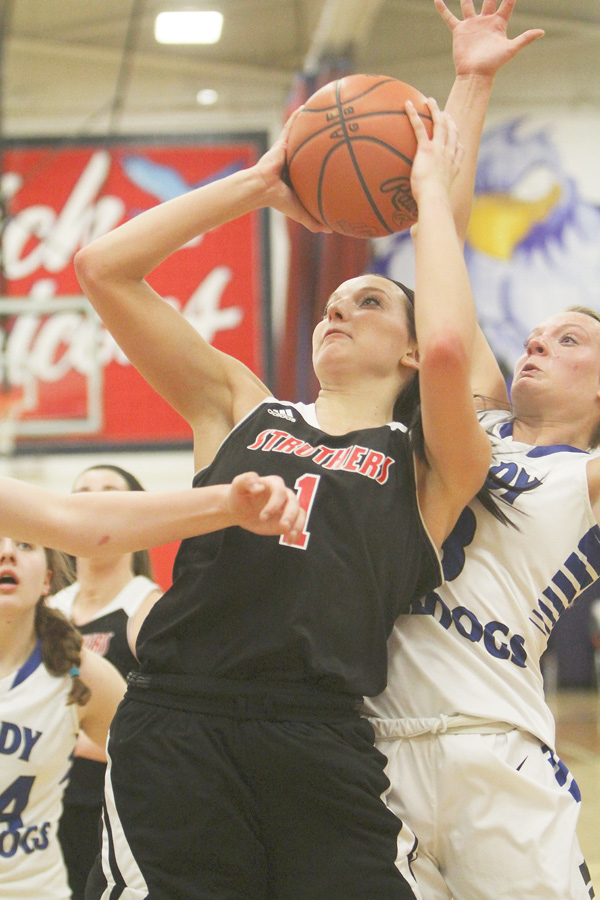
[285,74,433,239]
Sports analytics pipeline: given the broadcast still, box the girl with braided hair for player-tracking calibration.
[0,538,126,900]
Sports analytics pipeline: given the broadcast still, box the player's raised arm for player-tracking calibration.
[438,0,543,406]
[74,113,325,469]
[407,98,491,547]
[439,0,544,240]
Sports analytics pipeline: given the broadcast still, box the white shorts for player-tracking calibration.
[372,717,594,900]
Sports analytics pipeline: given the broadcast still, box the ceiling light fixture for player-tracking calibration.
[196,88,219,106]
[155,11,223,45]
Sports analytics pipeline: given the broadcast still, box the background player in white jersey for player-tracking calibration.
[69,74,492,899]
[51,465,162,900]
[365,2,595,899]
[0,537,126,900]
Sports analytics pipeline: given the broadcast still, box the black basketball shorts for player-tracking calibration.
[85,689,418,900]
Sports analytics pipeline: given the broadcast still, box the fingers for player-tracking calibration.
[442,0,544,43]
[256,476,305,539]
[497,0,545,44]
[255,113,330,232]
[293,203,333,234]
[231,472,288,517]
[433,0,459,29]
[274,106,305,151]
[433,100,460,154]
[274,107,333,233]
[405,99,430,141]
[480,0,499,16]
[407,97,457,148]
[230,473,304,538]
[232,471,264,494]
[256,475,290,521]
[278,492,306,540]
[460,0,477,18]
[407,97,463,191]
[426,96,444,136]
[510,28,545,51]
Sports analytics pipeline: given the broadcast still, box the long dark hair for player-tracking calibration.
[385,278,515,526]
[74,464,154,578]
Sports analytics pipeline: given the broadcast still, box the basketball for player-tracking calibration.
[285,74,433,239]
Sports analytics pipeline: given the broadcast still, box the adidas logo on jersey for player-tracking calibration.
[268,407,296,423]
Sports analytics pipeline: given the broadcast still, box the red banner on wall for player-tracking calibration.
[0,136,269,448]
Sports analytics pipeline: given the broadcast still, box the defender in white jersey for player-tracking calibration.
[0,538,126,900]
[365,4,595,897]
[366,408,598,899]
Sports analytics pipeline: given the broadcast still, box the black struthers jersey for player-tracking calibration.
[137,399,442,697]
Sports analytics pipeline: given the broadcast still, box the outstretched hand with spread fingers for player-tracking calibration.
[435,0,544,77]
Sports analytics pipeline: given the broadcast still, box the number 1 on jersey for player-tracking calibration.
[280,473,321,550]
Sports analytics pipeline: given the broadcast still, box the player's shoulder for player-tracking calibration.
[48,581,78,616]
[477,407,512,433]
[119,576,161,616]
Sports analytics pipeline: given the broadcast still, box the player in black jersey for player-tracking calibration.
[73,93,492,899]
[51,464,162,900]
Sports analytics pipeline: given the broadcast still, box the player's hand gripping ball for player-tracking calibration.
[285,74,433,239]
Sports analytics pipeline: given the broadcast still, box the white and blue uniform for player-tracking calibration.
[0,642,78,900]
[365,409,597,900]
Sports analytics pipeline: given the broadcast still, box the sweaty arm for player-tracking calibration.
[74,114,325,470]
[77,649,126,748]
[74,170,271,469]
[436,0,543,406]
[72,728,111,764]
[407,99,491,550]
[0,472,306,557]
